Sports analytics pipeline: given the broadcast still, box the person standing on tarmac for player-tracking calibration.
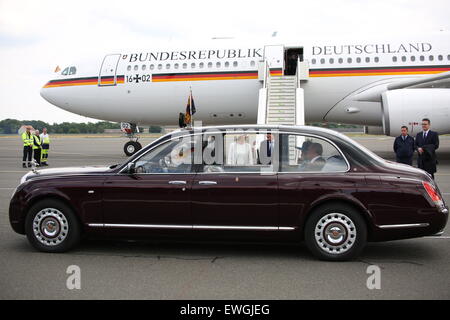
[40,127,50,166]
[21,126,33,168]
[32,129,42,166]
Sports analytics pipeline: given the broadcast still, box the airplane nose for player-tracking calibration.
[40,83,59,106]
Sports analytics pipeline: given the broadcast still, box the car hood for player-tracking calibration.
[22,166,111,182]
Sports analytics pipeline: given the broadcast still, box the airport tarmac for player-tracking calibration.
[0,134,449,299]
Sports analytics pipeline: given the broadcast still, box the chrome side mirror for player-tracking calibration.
[127,162,136,174]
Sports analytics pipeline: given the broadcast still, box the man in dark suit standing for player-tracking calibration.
[393,126,415,165]
[415,118,439,179]
[258,133,274,165]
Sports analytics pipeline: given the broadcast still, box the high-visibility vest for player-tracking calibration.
[22,132,33,147]
[43,135,50,144]
[40,133,50,145]
[32,135,42,150]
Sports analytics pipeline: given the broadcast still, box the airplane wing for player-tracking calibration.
[353,71,450,102]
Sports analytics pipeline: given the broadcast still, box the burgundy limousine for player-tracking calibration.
[9,125,448,260]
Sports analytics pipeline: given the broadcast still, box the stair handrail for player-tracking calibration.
[295,58,301,88]
[263,60,270,89]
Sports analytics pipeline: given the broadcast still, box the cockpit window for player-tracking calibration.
[62,67,69,76]
[69,67,77,75]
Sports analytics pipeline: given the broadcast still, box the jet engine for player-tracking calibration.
[381,89,450,136]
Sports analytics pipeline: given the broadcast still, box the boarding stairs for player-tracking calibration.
[257,59,309,126]
[266,76,297,125]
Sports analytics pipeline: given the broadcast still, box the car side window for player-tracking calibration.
[134,137,194,174]
[200,132,276,173]
[279,134,348,173]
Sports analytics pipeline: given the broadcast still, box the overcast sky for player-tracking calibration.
[0,0,449,124]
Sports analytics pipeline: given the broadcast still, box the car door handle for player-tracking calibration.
[198,181,217,185]
[168,180,187,185]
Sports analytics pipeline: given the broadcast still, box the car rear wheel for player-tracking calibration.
[25,199,81,253]
[305,203,367,261]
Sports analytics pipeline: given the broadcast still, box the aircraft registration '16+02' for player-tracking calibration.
[40,33,450,155]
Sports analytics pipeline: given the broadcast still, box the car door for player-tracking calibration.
[191,131,279,230]
[277,133,353,228]
[102,135,195,230]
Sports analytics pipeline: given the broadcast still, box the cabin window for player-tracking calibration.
[447,54,450,61]
[142,65,146,71]
[365,57,370,63]
[374,57,379,63]
[174,63,179,69]
[356,57,361,63]
[233,61,238,67]
[438,55,443,61]
[279,133,349,173]
[166,64,170,69]
[329,58,334,64]
[182,63,187,69]
[127,65,131,71]
[199,62,204,68]
[320,58,325,64]
[208,62,213,68]
[224,61,230,68]
[411,56,416,62]
[157,64,162,70]
[392,56,397,62]
[420,55,425,61]
[216,62,221,68]
[347,57,352,63]
[250,61,256,67]
[150,64,155,70]
[311,59,316,64]
[134,65,138,71]
[62,67,69,76]
[338,58,343,64]
[191,63,196,68]
[401,56,406,62]
[429,55,434,61]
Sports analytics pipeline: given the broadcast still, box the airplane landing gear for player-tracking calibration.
[121,122,142,156]
[124,140,142,156]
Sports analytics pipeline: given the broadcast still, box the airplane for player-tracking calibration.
[40,32,450,155]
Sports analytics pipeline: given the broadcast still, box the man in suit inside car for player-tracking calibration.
[415,118,439,179]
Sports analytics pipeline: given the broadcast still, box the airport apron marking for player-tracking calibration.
[42,65,450,87]
[309,65,450,77]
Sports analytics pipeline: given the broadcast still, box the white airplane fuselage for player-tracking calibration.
[40,33,450,136]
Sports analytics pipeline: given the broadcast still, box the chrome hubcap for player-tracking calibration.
[33,208,69,246]
[315,213,356,254]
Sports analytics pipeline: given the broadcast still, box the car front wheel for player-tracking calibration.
[305,203,367,261]
[25,199,81,253]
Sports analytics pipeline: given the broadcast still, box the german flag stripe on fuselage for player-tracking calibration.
[152,70,258,82]
[310,65,450,77]
[43,76,125,88]
[42,65,450,87]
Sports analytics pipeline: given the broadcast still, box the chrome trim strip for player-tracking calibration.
[88,223,296,231]
[89,223,192,229]
[378,223,430,229]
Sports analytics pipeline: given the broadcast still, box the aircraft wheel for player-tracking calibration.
[124,141,141,156]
